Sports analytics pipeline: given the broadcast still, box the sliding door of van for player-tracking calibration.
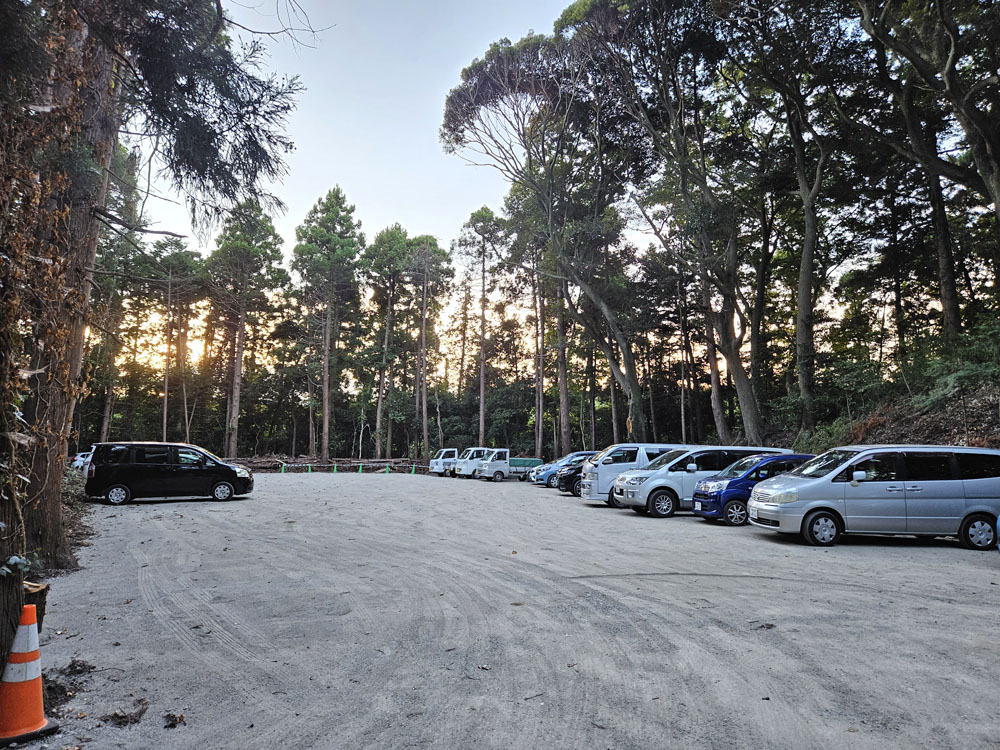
[842,452,906,532]
[902,451,964,534]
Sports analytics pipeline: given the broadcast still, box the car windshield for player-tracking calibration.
[647,449,689,471]
[590,446,615,463]
[565,455,588,467]
[482,450,497,461]
[433,449,447,460]
[198,447,225,463]
[718,455,764,478]
[459,449,472,459]
[789,449,859,478]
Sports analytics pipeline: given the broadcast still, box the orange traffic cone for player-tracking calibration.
[0,605,58,747]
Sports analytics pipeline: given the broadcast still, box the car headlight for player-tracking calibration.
[235,467,250,478]
[771,488,799,504]
[625,476,648,486]
[701,480,729,493]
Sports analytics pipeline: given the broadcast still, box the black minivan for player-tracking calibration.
[85,442,253,504]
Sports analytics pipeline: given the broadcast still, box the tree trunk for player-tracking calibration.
[99,385,114,442]
[587,349,596,451]
[320,303,331,461]
[307,376,316,457]
[225,306,247,458]
[705,320,734,445]
[479,253,487,445]
[609,374,620,444]
[161,272,172,442]
[24,33,117,568]
[373,293,394,459]
[435,387,444,449]
[926,171,962,340]
[751,201,773,401]
[556,284,571,455]
[421,260,430,462]
[534,280,544,458]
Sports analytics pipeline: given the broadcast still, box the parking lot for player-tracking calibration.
[44,473,1000,749]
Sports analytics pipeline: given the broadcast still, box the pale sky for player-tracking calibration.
[145,0,573,266]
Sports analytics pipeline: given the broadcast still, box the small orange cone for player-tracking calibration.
[0,605,59,747]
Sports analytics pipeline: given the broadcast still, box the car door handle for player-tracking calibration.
[884,486,903,492]
[905,485,922,492]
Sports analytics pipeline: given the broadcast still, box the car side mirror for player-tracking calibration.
[686,463,698,472]
[602,458,613,465]
[851,470,866,484]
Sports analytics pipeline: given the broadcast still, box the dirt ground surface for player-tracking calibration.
[36,473,1000,749]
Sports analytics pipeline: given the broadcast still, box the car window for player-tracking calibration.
[134,446,170,464]
[841,452,899,482]
[719,455,761,479]
[956,452,1000,480]
[177,448,204,466]
[648,450,688,470]
[692,451,723,471]
[903,452,955,481]
[791,449,859,478]
[609,448,638,464]
[497,451,507,461]
[104,445,131,464]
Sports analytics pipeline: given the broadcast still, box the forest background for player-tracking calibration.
[2,0,999,662]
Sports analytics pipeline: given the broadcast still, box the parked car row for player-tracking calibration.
[531,441,1000,551]
[428,446,543,481]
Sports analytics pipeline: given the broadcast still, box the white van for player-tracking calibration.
[429,448,458,477]
[580,444,688,506]
[747,445,1000,550]
[617,446,791,517]
[455,447,490,478]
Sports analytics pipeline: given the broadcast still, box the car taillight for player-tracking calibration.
[87,463,95,478]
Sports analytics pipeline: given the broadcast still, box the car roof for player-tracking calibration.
[835,444,1000,453]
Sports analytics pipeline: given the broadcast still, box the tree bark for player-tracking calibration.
[420,259,430,462]
[24,32,117,567]
[320,303,331,461]
[225,305,246,458]
[373,292,394,459]
[705,320,734,445]
[609,374,620,444]
[926,171,962,340]
[479,251,487,445]
[556,284,571,454]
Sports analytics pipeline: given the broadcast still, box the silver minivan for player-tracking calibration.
[747,445,1000,550]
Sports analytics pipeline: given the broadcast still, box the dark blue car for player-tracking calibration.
[691,453,813,526]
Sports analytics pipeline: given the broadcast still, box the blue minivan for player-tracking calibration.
[692,453,813,526]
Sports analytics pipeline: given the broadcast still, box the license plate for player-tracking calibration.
[749,506,758,520]
[694,501,701,511]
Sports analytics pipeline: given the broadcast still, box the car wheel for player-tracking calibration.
[518,474,527,482]
[647,489,677,518]
[572,479,582,497]
[105,484,131,505]
[606,489,626,508]
[723,500,749,526]
[211,481,235,501]
[802,510,842,546]
[449,469,456,478]
[959,513,997,551]
[546,474,558,488]
[492,471,504,482]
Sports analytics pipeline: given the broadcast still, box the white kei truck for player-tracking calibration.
[429,448,459,476]
[474,449,543,482]
[455,447,490,478]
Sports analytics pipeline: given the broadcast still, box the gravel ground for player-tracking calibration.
[34,473,1000,749]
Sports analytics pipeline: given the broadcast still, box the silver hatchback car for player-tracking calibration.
[748,445,1000,550]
